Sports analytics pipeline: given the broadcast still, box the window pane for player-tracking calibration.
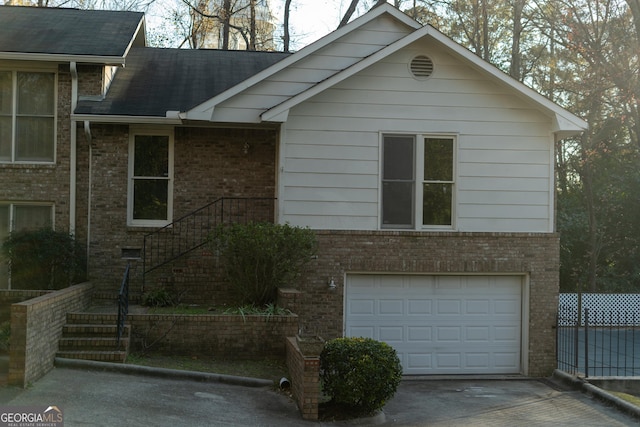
[423,183,452,226]
[382,181,413,226]
[13,205,52,231]
[17,72,55,115]
[0,71,11,114]
[424,138,453,181]
[134,135,168,177]
[0,117,11,161]
[15,117,55,161]
[0,205,8,288]
[383,136,414,180]
[133,179,168,220]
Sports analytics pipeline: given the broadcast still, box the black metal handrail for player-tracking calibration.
[116,262,130,346]
[142,197,276,287]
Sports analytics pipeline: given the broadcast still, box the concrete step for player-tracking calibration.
[62,324,130,338]
[58,337,128,351]
[56,350,128,363]
[65,313,118,325]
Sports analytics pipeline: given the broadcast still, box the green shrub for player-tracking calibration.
[210,222,317,306]
[320,337,402,415]
[0,228,86,290]
[142,288,176,307]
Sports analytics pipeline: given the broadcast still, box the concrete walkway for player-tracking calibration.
[0,360,638,426]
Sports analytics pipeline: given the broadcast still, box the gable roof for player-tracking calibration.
[185,3,587,137]
[74,48,290,119]
[0,6,145,64]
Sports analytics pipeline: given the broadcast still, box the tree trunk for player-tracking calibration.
[338,0,360,28]
[221,0,231,50]
[283,0,292,52]
[249,0,256,50]
[509,0,523,81]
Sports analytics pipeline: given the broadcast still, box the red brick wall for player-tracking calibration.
[85,126,277,291]
[293,231,560,377]
[285,337,321,420]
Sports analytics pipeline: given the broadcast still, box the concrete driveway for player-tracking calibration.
[0,365,637,426]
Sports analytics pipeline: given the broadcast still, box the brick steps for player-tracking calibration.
[56,313,130,363]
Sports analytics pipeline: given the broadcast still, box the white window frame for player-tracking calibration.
[127,127,174,227]
[380,133,457,230]
[0,67,57,164]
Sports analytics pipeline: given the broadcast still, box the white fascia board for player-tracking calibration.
[425,28,588,134]
[123,16,147,55]
[72,114,182,125]
[0,52,126,66]
[262,26,433,122]
[184,4,420,119]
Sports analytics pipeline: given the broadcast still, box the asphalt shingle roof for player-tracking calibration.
[0,6,144,57]
[75,47,291,117]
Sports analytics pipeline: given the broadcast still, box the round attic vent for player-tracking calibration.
[410,55,434,79]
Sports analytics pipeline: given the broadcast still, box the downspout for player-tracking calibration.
[69,62,78,236]
[84,120,92,276]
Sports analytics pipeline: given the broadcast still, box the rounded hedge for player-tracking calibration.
[320,337,402,414]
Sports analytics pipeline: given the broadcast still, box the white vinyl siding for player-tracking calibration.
[208,16,413,123]
[279,38,555,232]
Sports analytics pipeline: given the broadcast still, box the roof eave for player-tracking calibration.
[0,52,126,66]
[72,113,182,125]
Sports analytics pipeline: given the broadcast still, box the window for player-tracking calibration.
[128,130,173,226]
[0,203,53,288]
[382,135,455,229]
[0,70,56,163]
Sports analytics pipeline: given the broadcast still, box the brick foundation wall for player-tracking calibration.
[285,337,321,420]
[9,283,94,387]
[294,231,560,377]
[128,313,298,358]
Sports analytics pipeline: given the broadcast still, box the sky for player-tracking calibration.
[146,0,386,50]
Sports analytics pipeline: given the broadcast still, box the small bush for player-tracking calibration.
[0,228,86,290]
[210,222,317,306]
[320,337,402,415]
[142,288,176,307]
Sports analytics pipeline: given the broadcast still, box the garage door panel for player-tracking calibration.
[379,299,404,315]
[408,300,432,315]
[466,299,490,314]
[437,300,461,314]
[345,274,523,375]
[349,299,375,315]
[466,353,490,368]
[379,326,404,342]
[407,326,432,342]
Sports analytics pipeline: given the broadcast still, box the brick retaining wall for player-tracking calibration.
[128,313,298,358]
[9,283,94,387]
[0,290,51,323]
[285,337,321,420]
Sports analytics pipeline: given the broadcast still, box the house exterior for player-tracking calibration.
[0,4,587,377]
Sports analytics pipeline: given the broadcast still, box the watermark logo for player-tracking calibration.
[0,406,63,427]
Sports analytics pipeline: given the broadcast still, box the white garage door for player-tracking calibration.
[345,274,523,375]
